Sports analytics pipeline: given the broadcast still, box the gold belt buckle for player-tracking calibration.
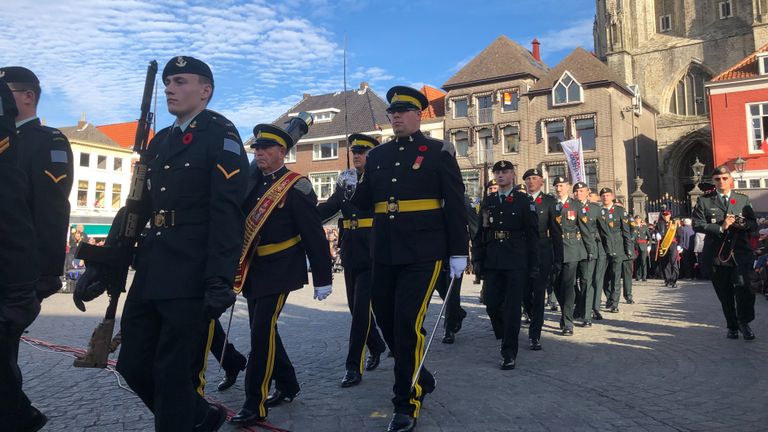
[387,201,399,213]
[350,219,359,229]
[154,211,166,228]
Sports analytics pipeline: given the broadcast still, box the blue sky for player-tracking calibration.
[0,0,595,138]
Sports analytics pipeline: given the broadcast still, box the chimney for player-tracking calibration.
[302,93,311,100]
[531,38,541,62]
[359,81,369,91]
[77,112,88,130]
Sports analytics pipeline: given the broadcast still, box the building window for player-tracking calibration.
[659,14,671,32]
[97,155,107,170]
[501,125,519,154]
[759,55,768,75]
[113,157,123,172]
[311,110,336,123]
[461,169,481,200]
[574,117,596,151]
[77,180,88,207]
[112,184,122,209]
[545,120,566,153]
[80,153,90,167]
[545,164,567,193]
[476,128,493,165]
[313,142,338,160]
[309,172,338,201]
[749,179,760,188]
[501,89,519,112]
[453,98,468,118]
[585,161,598,191]
[747,102,768,152]
[476,95,493,124]
[737,179,747,189]
[719,0,732,19]
[452,130,469,157]
[94,182,106,208]
[285,146,296,163]
[668,66,710,116]
[553,72,582,105]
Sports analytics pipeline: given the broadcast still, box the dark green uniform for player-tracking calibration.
[555,197,590,331]
[575,201,601,320]
[634,223,651,281]
[598,205,632,307]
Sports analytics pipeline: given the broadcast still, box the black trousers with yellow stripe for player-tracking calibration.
[344,268,386,373]
[242,293,299,418]
[371,260,440,418]
[116,298,212,432]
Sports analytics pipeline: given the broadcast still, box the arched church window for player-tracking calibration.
[668,66,710,116]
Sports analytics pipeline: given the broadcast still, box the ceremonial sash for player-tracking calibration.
[233,171,302,293]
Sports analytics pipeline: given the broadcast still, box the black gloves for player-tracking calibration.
[73,264,107,312]
[35,275,62,301]
[203,278,236,319]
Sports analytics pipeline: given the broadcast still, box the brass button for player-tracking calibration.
[399,147,404,151]
[160,187,166,192]
[395,162,401,166]
[164,165,170,170]
[389,215,395,220]
[155,231,161,236]
[390,196,395,200]
[391,178,397,183]
[184,162,190,167]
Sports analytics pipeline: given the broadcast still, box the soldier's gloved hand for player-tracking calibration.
[73,264,107,312]
[314,284,332,301]
[676,246,683,253]
[203,277,236,319]
[646,246,651,253]
[449,256,468,279]
[36,275,62,301]
[337,169,358,199]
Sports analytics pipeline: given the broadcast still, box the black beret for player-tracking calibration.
[710,165,731,177]
[552,176,568,186]
[599,187,613,195]
[348,133,378,151]
[492,160,514,172]
[386,86,428,112]
[252,124,294,150]
[522,168,542,179]
[0,80,19,135]
[514,184,527,193]
[572,181,589,192]
[0,66,39,85]
[162,56,213,84]
[486,179,498,188]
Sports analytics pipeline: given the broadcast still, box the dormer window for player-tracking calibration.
[289,108,340,124]
[552,72,583,106]
[758,53,768,76]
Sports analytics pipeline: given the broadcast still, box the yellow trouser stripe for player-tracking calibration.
[358,303,374,374]
[410,259,443,418]
[196,319,216,397]
[256,235,301,257]
[259,293,287,417]
[374,199,441,214]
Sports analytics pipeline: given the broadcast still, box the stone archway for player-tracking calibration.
[662,129,713,199]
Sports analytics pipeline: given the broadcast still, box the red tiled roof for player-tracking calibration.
[419,85,446,119]
[96,121,154,149]
[712,42,768,82]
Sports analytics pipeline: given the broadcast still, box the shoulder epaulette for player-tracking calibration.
[294,177,314,195]
[440,139,456,156]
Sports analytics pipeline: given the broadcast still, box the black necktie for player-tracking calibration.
[722,195,728,208]
[500,194,506,203]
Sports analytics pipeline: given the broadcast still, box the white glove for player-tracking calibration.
[449,256,468,279]
[314,284,332,301]
[655,233,662,241]
[337,168,358,198]
[646,246,651,253]
[677,246,683,253]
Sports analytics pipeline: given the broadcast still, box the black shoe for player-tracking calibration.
[582,321,592,328]
[229,408,266,427]
[592,311,604,321]
[195,402,227,432]
[740,324,756,340]
[671,283,677,288]
[529,339,542,351]
[341,370,362,388]
[726,329,739,339]
[18,406,47,432]
[387,413,417,432]
[442,329,455,344]
[453,309,467,333]
[523,312,531,324]
[217,367,242,391]
[562,328,574,336]
[550,303,559,312]
[625,299,635,304]
[610,306,619,313]
[365,350,382,371]
[642,279,647,282]
[500,357,516,370]
[265,389,299,407]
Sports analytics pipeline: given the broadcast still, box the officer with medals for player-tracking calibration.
[317,133,387,388]
[597,189,633,310]
[74,56,249,431]
[522,168,563,350]
[229,122,333,426]
[692,165,758,340]
[349,86,468,432]
[1,66,74,301]
[633,216,651,282]
[573,182,602,323]
[474,161,538,367]
[0,81,49,432]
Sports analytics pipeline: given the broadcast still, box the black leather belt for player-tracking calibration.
[493,230,525,240]
[151,209,209,228]
[563,232,582,240]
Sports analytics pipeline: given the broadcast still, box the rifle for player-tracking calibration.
[73,60,158,368]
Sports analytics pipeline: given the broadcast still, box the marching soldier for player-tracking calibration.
[229,123,333,426]
[656,210,680,287]
[598,189,633,310]
[75,56,248,432]
[692,165,758,340]
[573,183,602,322]
[633,216,651,282]
[1,66,74,301]
[522,168,563,350]
[317,133,387,388]
[551,177,590,335]
[209,319,247,391]
[474,161,538,368]
[349,86,468,432]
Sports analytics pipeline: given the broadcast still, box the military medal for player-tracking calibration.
[711,218,716,223]
[567,210,576,220]
[609,221,615,228]
[412,155,424,170]
[556,215,562,224]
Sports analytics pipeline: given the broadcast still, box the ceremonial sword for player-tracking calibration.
[411,276,456,390]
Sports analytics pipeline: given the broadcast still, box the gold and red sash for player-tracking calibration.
[233,171,302,293]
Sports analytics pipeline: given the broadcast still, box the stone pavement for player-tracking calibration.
[19,276,768,432]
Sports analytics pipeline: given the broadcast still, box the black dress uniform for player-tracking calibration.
[1,67,74,301]
[0,81,47,432]
[657,213,680,286]
[692,166,758,339]
[234,125,333,423]
[597,194,632,309]
[317,133,386,386]
[102,57,249,432]
[474,168,539,364]
[634,220,651,281]
[350,86,468,430]
[574,190,601,321]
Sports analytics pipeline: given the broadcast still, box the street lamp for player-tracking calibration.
[734,155,746,180]
[688,157,705,209]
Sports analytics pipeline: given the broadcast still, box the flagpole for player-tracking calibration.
[343,34,350,170]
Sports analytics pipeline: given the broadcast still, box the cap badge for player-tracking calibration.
[0,70,4,78]
[175,56,187,67]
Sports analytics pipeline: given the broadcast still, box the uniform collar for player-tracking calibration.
[15,116,38,128]
[497,186,513,196]
[262,164,287,180]
[529,190,541,200]
[394,129,424,143]
[173,110,204,132]
[718,191,731,200]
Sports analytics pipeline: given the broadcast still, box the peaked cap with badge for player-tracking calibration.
[348,133,379,152]
[385,86,429,113]
[251,123,296,149]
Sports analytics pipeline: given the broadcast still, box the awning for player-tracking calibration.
[71,224,111,236]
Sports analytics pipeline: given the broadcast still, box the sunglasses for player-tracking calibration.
[712,176,730,181]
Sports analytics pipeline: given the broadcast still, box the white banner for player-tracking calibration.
[559,137,585,184]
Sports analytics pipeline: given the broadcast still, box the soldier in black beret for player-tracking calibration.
[486,178,499,194]
[0,80,49,432]
[74,56,248,431]
[229,120,333,426]
[317,133,387,388]
[1,66,73,302]
[692,165,758,340]
[596,188,633,314]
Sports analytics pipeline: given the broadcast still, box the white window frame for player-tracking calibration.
[451,97,469,119]
[758,54,768,76]
[499,123,520,155]
[475,93,494,124]
[112,156,124,172]
[544,162,567,194]
[543,118,567,154]
[475,127,494,165]
[659,14,672,32]
[285,146,297,163]
[499,88,520,113]
[552,71,583,106]
[570,114,597,151]
[77,179,89,208]
[309,171,340,201]
[719,0,733,19]
[312,141,338,161]
[451,129,470,157]
[745,101,768,154]
[79,152,90,168]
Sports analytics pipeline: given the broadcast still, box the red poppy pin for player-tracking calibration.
[730,198,736,205]
[182,132,193,145]
[535,196,542,204]
[418,145,427,152]
[506,195,514,203]
[564,202,569,209]
[585,206,589,212]
[609,208,615,214]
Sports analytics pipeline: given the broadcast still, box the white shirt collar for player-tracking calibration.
[15,116,38,128]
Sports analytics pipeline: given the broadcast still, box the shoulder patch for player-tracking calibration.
[441,140,456,156]
[223,138,241,155]
[50,150,68,163]
[294,177,314,195]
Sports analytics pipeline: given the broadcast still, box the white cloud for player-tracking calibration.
[536,18,594,54]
